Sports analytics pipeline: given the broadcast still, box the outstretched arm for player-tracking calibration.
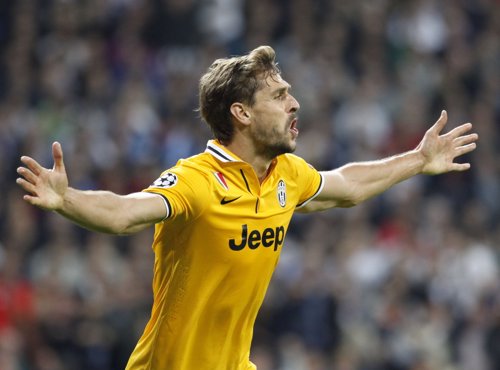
[16,142,167,234]
[299,110,478,212]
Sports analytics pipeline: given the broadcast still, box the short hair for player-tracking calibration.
[198,45,280,144]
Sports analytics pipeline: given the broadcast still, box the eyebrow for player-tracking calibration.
[271,84,291,96]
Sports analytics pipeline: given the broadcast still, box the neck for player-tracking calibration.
[224,138,274,182]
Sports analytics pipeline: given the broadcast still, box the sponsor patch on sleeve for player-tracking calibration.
[150,172,178,188]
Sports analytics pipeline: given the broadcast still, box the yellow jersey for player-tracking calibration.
[126,140,323,370]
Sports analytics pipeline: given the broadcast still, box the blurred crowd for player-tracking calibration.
[0,0,499,369]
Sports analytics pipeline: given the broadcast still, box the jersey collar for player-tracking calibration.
[204,140,241,163]
[204,140,279,181]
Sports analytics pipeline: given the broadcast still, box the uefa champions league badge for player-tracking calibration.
[277,180,286,207]
[151,173,178,188]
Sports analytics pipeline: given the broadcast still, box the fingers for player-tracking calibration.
[20,155,43,176]
[17,155,46,194]
[455,142,477,157]
[16,166,38,184]
[453,133,479,147]
[450,162,471,172]
[16,177,37,196]
[448,141,476,172]
[430,110,448,134]
[16,164,42,199]
[446,122,474,140]
[52,141,65,172]
[19,142,65,176]
[17,157,44,202]
[21,193,44,208]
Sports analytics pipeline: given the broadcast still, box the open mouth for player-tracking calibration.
[289,118,299,136]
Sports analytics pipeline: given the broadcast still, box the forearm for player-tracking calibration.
[319,149,425,207]
[58,188,163,234]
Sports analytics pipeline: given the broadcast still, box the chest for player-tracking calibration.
[196,170,297,260]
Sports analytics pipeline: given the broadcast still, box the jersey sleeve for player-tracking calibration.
[142,161,210,223]
[284,154,324,209]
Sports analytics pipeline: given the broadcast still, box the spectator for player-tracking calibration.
[0,0,498,369]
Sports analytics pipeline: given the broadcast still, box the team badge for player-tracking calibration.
[277,180,286,207]
[151,173,178,188]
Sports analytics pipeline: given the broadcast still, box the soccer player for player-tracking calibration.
[16,46,477,370]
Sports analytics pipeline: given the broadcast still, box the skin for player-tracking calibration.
[227,73,300,180]
[308,108,478,210]
[16,73,478,232]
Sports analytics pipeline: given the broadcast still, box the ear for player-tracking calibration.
[230,103,251,126]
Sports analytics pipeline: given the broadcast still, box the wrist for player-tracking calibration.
[409,148,427,175]
[405,147,426,176]
[57,187,72,213]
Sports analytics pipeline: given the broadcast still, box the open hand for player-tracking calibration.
[16,142,68,211]
[418,110,478,175]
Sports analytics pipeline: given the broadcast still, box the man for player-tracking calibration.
[16,46,477,369]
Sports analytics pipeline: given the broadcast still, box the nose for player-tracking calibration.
[289,94,300,113]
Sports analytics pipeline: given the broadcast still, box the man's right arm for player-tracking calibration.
[57,189,167,234]
[16,142,167,235]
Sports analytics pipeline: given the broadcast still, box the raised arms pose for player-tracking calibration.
[16,46,477,370]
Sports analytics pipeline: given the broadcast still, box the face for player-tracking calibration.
[247,74,300,159]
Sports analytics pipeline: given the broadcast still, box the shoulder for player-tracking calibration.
[276,153,319,174]
[170,152,217,178]
[274,154,323,202]
[150,152,223,192]
[145,153,218,218]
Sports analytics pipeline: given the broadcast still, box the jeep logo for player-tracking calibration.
[229,224,286,251]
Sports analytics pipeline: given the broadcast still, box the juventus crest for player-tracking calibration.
[277,180,286,208]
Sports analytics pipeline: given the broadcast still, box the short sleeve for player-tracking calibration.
[282,154,324,209]
[142,162,210,223]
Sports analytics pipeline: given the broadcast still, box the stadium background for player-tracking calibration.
[0,0,499,369]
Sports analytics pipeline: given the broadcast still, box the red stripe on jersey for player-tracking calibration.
[213,172,229,190]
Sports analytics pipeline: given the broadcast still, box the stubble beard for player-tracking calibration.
[254,125,296,160]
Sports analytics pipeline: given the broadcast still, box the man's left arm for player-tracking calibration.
[299,110,478,212]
